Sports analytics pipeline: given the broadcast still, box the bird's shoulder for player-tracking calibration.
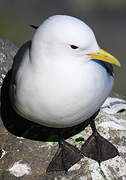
[12,41,31,70]
[10,40,31,85]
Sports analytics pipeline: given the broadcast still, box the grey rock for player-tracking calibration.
[0,37,18,88]
[0,37,126,180]
[0,37,18,111]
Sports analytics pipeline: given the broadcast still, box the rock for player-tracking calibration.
[0,37,18,88]
[0,37,126,180]
[0,37,18,109]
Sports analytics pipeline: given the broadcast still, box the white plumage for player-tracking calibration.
[10,15,117,128]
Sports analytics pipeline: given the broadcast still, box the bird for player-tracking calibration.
[9,15,121,172]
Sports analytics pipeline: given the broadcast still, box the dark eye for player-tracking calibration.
[70,45,79,49]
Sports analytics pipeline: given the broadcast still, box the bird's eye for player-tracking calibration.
[70,45,79,49]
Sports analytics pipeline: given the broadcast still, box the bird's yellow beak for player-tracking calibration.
[87,48,121,67]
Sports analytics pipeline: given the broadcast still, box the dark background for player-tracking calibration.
[0,0,126,94]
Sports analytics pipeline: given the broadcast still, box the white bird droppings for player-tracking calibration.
[68,163,81,171]
[101,97,126,114]
[0,149,7,159]
[98,115,126,131]
[98,121,126,131]
[16,136,24,139]
[102,104,126,114]
[102,97,125,108]
[9,160,31,177]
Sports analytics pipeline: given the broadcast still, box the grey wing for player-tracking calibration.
[11,40,31,82]
[10,40,31,104]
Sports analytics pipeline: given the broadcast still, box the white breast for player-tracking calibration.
[14,58,114,128]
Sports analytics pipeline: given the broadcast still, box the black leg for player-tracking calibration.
[46,139,82,173]
[81,117,119,164]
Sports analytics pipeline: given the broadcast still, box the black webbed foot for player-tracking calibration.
[81,131,119,164]
[81,119,119,164]
[46,140,82,173]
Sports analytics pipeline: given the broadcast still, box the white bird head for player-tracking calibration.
[31,15,121,67]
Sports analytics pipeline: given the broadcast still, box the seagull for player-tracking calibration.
[9,15,121,172]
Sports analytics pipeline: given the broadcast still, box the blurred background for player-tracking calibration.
[0,0,126,94]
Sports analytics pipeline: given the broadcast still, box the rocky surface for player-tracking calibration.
[0,37,126,180]
[0,37,18,87]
